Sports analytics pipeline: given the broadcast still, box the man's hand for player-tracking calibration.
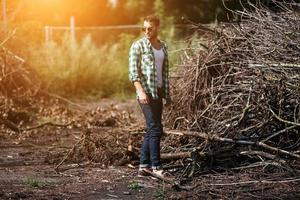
[133,81,149,104]
[137,90,150,104]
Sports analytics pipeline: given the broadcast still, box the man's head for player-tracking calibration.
[143,15,160,40]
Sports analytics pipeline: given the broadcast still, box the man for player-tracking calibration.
[129,15,171,178]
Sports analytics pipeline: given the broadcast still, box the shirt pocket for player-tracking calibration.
[142,53,154,65]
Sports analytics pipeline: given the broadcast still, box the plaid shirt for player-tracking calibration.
[129,37,170,100]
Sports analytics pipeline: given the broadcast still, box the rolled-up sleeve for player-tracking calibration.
[129,42,141,83]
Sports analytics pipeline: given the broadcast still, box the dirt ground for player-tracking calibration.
[0,99,177,200]
[1,99,300,200]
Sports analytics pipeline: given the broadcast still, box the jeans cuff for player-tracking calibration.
[139,164,150,168]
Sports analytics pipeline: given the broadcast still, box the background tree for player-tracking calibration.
[2,0,297,27]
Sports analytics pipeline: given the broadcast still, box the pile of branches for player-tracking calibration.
[50,105,141,170]
[164,0,300,174]
[0,31,40,99]
[0,30,41,130]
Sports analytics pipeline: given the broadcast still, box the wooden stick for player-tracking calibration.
[261,125,297,143]
[161,150,207,160]
[161,152,192,160]
[166,130,300,159]
[256,141,300,159]
[270,108,300,127]
[240,150,278,160]
[39,90,86,110]
[23,121,73,131]
[0,118,20,133]
[166,130,255,145]
[207,178,300,186]
[54,133,85,171]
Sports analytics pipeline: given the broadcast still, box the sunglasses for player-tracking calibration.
[142,27,153,32]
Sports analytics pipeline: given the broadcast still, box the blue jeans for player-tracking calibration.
[139,89,163,169]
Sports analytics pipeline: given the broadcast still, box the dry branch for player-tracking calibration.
[162,0,300,179]
[54,132,86,171]
[23,121,73,131]
[166,130,300,159]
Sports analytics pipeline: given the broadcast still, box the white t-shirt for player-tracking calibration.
[152,47,165,88]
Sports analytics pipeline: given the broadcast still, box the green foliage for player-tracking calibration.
[154,0,165,20]
[153,186,167,199]
[128,182,143,190]
[4,0,258,28]
[26,24,188,99]
[24,177,46,188]
[153,0,174,41]
[29,33,135,99]
[22,4,191,100]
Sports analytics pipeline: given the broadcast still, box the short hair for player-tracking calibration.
[144,15,160,26]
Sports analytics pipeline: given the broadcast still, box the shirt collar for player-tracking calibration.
[143,37,163,48]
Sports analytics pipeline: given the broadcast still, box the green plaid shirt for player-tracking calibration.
[129,37,170,100]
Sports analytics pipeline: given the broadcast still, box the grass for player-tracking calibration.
[28,33,136,99]
[25,24,189,100]
[153,186,167,199]
[24,176,47,188]
[127,182,143,190]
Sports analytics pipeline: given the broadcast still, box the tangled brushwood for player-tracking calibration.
[0,33,40,99]
[164,1,300,173]
[0,31,42,131]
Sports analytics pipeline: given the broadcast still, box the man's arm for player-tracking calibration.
[129,42,141,83]
[133,81,149,104]
[129,42,149,104]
